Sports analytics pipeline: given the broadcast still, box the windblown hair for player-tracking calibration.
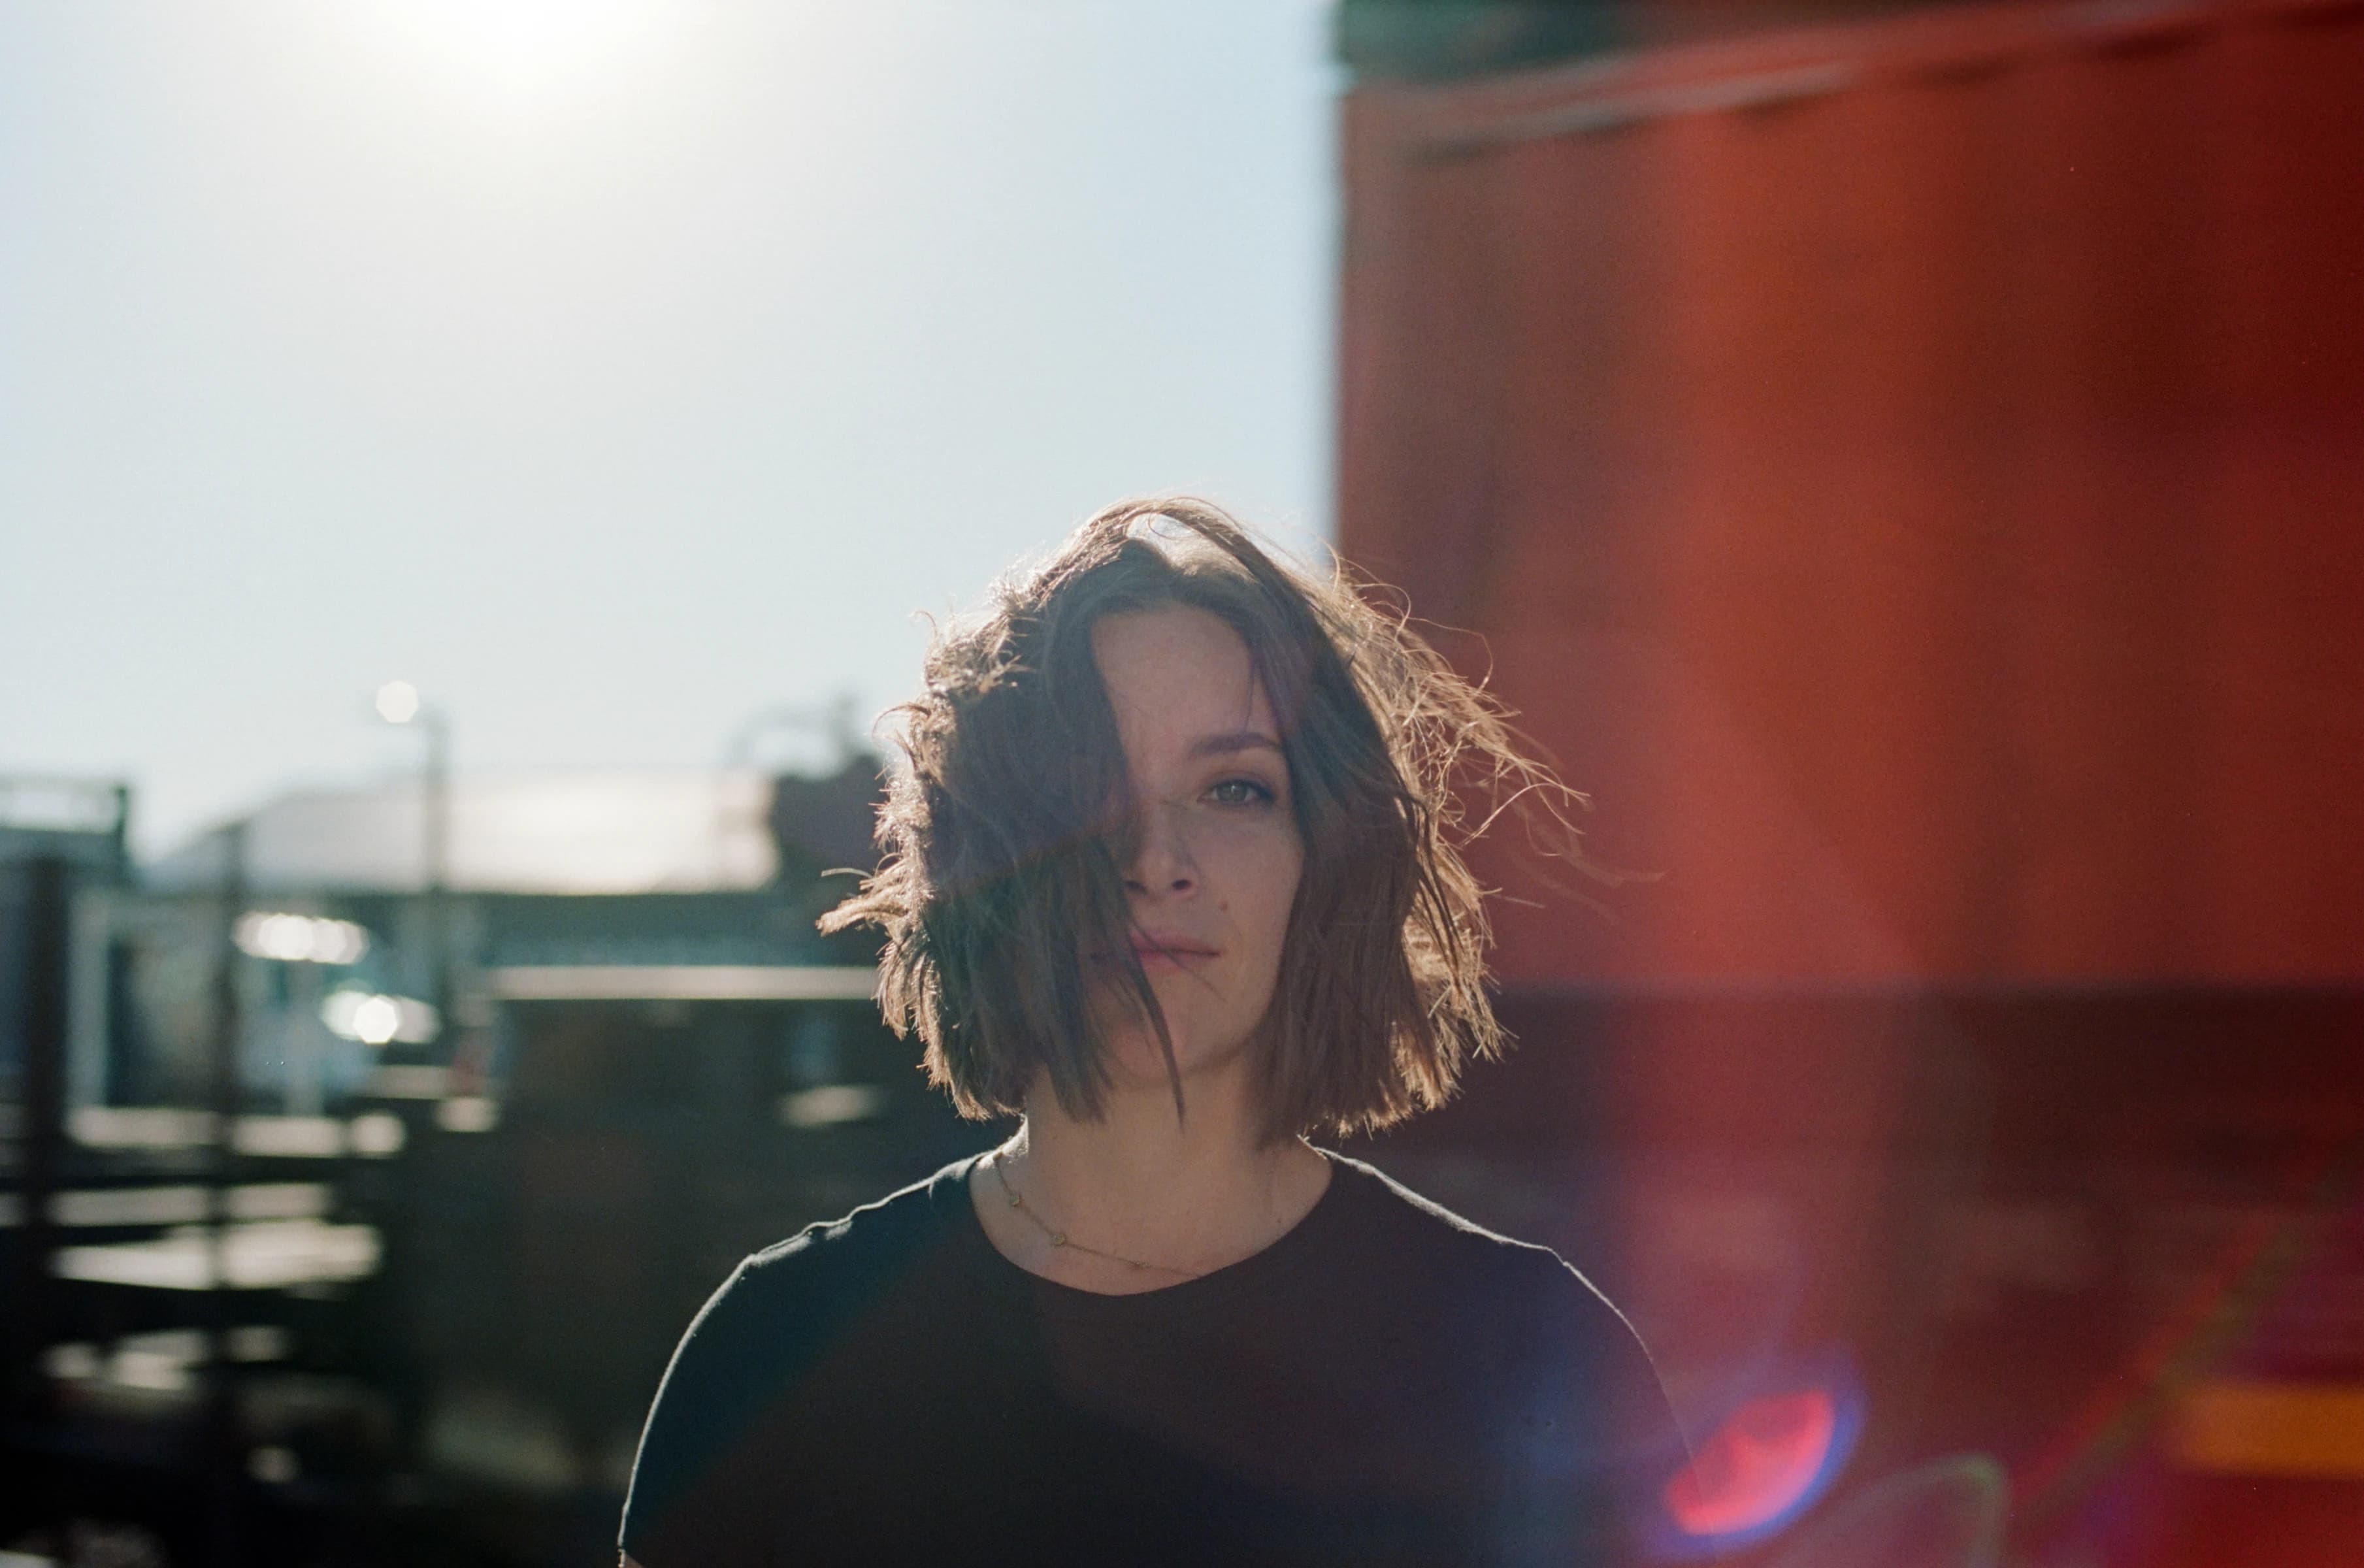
[821,497,1585,1142]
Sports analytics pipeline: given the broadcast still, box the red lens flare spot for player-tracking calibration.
[1664,1388,1839,1537]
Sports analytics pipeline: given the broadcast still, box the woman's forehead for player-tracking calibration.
[1091,605,1277,753]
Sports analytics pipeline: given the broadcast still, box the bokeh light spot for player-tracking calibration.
[1666,1388,1839,1537]
[351,996,402,1047]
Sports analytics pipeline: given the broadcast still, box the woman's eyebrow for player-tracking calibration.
[1189,730,1285,759]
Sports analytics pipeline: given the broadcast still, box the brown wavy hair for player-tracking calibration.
[820,496,1586,1143]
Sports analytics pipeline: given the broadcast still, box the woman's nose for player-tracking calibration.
[1124,800,1197,895]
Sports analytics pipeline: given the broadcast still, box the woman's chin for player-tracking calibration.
[1101,1024,1249,1094]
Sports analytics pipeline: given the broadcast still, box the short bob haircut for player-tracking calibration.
[822,497,1583,1143]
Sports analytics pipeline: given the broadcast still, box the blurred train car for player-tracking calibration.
[1332,1,2364,1563]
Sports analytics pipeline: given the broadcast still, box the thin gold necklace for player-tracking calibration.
[987,1149,1204,1281]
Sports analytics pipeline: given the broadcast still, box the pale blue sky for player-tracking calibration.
[1,1,1339,857]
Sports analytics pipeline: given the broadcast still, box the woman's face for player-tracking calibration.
[1089,604,1304,1091]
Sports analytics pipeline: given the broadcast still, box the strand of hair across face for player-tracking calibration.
[988,1147,1206,1281]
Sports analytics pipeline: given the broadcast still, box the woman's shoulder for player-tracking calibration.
[1319,1153,1686,1471]
[1321,1154,1576,1271]
[1318,1153,1649,1341]
[731,1154,978,1294]
[663,1161,984,1371]
[632,1158,981,1462]
[662,1155,983,1380]
[623,1158,983,1561]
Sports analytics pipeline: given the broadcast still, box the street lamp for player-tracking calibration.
[375,680,451,1052]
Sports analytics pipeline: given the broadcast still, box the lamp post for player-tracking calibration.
[374,681,450,1052]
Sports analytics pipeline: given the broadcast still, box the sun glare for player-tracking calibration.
[347,0,674,113]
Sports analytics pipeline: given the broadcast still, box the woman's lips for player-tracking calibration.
[1129,936,1218,967]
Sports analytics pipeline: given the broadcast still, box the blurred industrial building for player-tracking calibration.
[1,760,992,1565]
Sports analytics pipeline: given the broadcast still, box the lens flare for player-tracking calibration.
[1652,1354,1864,1558]
[1667,1389,1837,1535]
[1760,1454,2008,1568]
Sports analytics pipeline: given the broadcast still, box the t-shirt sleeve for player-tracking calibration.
[619,1256,792,1567]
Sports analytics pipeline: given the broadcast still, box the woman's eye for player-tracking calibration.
[1206,777,1275,808]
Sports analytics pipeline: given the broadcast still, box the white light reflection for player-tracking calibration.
[235,911,370,964]
[322,989,440,1045]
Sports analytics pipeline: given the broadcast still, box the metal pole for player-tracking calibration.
[203,820,248,1565]
[423,708,450,1049]
[286,958,323,1117]
[5,855,70,1427]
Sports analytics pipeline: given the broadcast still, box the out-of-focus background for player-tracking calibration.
[5,2,2361,1565]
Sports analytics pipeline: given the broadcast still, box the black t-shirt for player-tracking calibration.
[621,1152,1685,1567]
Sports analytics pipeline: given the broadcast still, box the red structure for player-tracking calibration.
[1336,5,2364,1563]
[1339,0,2364,987]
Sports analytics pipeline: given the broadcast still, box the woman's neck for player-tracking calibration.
[971,1071,1332,1294]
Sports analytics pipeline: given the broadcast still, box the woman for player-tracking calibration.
[620,498,1686,1566]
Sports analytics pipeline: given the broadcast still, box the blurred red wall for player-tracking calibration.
[1338,0,2364,986]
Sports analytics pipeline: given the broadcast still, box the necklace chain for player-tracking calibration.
[988,1149,1204,1280]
